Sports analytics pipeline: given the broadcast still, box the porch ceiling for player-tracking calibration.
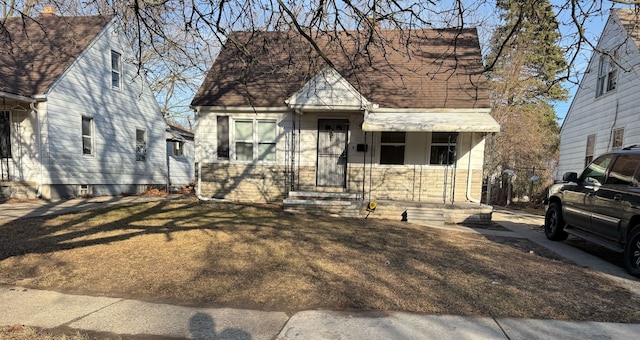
[362,110,500,132]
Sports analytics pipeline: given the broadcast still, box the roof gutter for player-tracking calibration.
[190,105,290,114]
[0,91,38,103]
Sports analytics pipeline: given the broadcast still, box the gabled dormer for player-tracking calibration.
[285,66,371,112]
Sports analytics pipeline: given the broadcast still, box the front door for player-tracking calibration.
[0,111,11,181]
[316,119,348,187]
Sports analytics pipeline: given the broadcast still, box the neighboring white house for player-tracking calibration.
[191,29,499,220]
[0,12,167,200]
[557,8,640,179]
[166,124,195,191]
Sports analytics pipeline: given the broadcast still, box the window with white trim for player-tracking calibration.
[612,128,624,151]
[136,129,147,161]
[430,132,457,165]
[82,116,93,155]
[111,50,122,90]
[379,132,405,165]
[172,140,184,156]
[596,53,616,97]
[217,116,229,160]
[234,119,276,162]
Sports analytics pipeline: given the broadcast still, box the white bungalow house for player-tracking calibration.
[191,29,500,222]
[0,11,167,200]
[558,8,640,178]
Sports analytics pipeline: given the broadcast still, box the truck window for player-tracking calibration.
[580,154,614,186]
[606,154,640,186]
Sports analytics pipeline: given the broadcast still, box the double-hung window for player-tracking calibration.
[136,129,147,161]
[82,116,93,155]
[430,132,458,165]
[596,53,616,97]
[234,119,276,162]
[111,50,122,90]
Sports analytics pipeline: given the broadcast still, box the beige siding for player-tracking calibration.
[200,163,286,202]
[196,110,487,203]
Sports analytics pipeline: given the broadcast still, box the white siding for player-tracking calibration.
[40,20,167,188]
[558,11,640,179]
[168,139,195,187]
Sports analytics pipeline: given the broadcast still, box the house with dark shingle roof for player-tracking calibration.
[191,28,499,221]
[557,8,640,179]
[0,11,167,200]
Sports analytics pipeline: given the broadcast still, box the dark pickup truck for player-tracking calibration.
[544,146,640,277]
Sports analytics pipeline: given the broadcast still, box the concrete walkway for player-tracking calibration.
[2,285,640,339]
[1,197,640,339]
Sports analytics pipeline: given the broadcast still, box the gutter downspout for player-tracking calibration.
[466,132,481,204]
[30,101,44,198]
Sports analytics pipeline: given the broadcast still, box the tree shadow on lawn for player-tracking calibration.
[0,201,639,323]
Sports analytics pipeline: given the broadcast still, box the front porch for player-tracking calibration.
[283,191,493,224]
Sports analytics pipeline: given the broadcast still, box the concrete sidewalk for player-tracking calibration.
[1,198,640,339]
[2,285,639,339]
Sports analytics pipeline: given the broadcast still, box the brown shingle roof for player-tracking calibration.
[192,28,490,109]
[615,8,640,47]
[0,14,112,97]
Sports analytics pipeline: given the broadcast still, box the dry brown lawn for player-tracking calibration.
[1,198,639,323]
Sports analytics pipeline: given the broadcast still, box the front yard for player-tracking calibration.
[0,198,638,322]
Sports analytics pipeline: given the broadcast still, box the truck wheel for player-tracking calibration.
[544,202,568,241]
[624,226,640,277]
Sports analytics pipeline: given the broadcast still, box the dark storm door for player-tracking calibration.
[0,111,10,159]
[316,119,348,187]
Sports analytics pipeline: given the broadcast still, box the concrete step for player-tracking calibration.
[283,198,362,218]
[406,208,445,223]
[288,191,362,201]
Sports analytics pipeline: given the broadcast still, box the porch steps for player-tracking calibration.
[283,191,363,218]
[405,207,446,224]
[287,191,362,200]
